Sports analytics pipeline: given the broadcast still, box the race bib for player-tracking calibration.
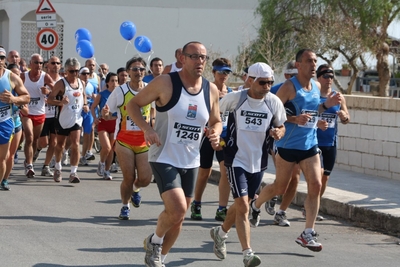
[320,113,337,128]
[0,105,11,122]
[221,111,229,128]
[299,109,318,128]
[126,115,144,131]
[29,97,40,107]
[238,110,269,132]
[170,122,202,148]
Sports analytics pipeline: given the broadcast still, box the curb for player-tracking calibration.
[209,169,400,235]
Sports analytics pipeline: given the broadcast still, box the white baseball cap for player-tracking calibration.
[79,67,89,74]
[247,62,274,80]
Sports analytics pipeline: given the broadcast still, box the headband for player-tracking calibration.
[317,68,333,78]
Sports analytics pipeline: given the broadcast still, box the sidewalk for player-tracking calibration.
[210,156,400,235]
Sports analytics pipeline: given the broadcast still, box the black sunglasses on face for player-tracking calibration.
[50,62,61,65]
[258,80,274,86]
[68,70,79,74]
[0,56,6,60]
[322,74,334,79]
[34,61,44,65]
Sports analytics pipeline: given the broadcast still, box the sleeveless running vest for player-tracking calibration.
[56,78,84,129]
[170,62,182,73]
[24,71,46,115]
[317,93,340,146]
[114,83,151,146]
[0,69,13,123]
[149,72,210,168]
[276,76,320,150]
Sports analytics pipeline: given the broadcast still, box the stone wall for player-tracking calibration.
[337,95,400,180]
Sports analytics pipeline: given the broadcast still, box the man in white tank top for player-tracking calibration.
[127,42,222,267]
[20,53,54,178]
[47,57,89,183]
[162,48,183,74]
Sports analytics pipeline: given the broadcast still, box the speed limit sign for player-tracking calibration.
[36,28,59,51]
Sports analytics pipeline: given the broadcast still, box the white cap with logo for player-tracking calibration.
[247,62,274,81]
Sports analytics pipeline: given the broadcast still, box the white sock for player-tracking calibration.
[70,166,78,174]
[151,233,164,245]
[218,226,228,239]
[304,228,314,234]
[278,210,285,214]
[55,162,62,171]
[161,254,167,263]
[123,203,129,209]
[251,200,260,212]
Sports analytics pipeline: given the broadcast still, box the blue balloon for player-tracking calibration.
[75,28,92,42]
[76,40,94,59]
[134,36,152,53]
[120,21,136,41]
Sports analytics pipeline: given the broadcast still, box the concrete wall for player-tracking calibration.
[0,0,259,72]
[337,95,400,180]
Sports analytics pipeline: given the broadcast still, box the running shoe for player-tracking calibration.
[97,161,105,177]
[190,202,202,220]
[302,208,324,221]
[295,230,322,252]
[79,156,88,166]
[143,234,162,267]
[243,252,261,267]
[119,206,130,220]
[249,199,260,228]
[265,196,277,216]
[85,151,95,161]
[41,166,54,177]
[0,179,10,190]
[131,190,142,207]
[210,226,227,259]
[53,169,62,182]
[68,173,80,183]
[103,171,112,180]
[110,163,118,173]
[215,207,227,221]
[25,164,35,178]
[274,211,290,226]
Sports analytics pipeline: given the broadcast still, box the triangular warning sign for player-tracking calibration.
[36,0,56,14]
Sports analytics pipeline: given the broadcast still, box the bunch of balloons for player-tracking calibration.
[75,28,94,58]
[119,21,152,53]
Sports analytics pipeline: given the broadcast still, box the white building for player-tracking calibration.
[0,0,259,72]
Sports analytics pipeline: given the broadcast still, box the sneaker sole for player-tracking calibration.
[215,216,225,222]
[69,178,80,183]
[86,155,95,161]
[0,186,10,191]
[190,215,202,220]
[26,170,35,178]
[295,239,323,252]
[118,216,129,220]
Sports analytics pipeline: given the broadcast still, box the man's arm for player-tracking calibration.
[207,83,223,150]
[7,73,30,105]
[47,80,65,106]
[162,64,172,74]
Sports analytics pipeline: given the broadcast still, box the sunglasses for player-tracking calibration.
[258,80,274,86]
[50,62,61,65]
[129,67,146,72]
[80,72,90,75]
[0,56,5,60]
[322,74,334,79]
[216,70,231,75]
[68,69,79,74]
[34,61,44,65]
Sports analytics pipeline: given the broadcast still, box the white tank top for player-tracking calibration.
[149,85,209,168]
[57,78,84,129]
[170,62,182,73]
[24,71,46,115]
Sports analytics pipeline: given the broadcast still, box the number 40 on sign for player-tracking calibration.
[36,28,59,51]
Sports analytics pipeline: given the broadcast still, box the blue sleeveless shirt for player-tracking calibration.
[276,76,320,150]
[317,93,340,146]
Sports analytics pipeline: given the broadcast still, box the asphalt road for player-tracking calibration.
[0,151,399,267]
